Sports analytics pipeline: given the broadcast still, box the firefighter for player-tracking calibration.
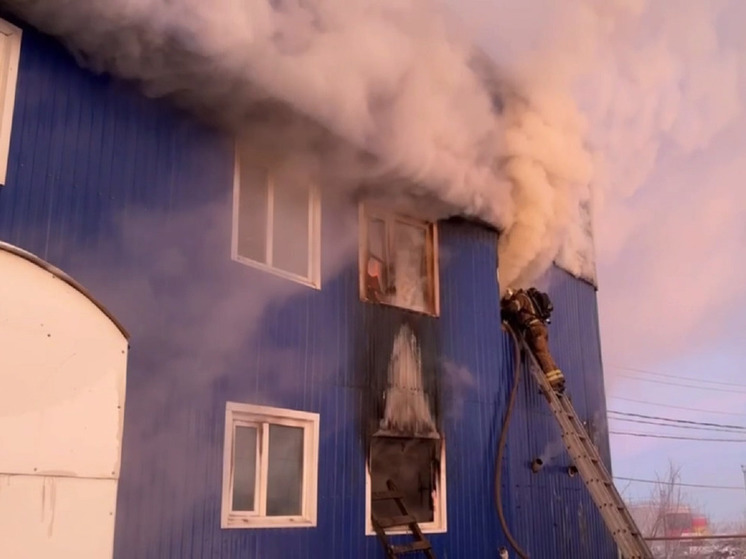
[501,287,566,393]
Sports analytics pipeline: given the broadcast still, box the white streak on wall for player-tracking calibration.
[379,324,437,437]
[0,474,118,558]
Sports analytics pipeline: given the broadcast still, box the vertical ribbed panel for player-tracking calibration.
[505,266,618,559]
[0,23,618,559]
[431,219,508,556]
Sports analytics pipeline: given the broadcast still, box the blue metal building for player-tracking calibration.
[0,17,617,559]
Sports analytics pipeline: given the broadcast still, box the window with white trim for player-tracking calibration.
[221,403,320,529]
[232,144,321,288]
[359,205,439,315]
[0,19,21,186]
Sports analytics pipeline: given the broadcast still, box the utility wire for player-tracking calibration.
[610,431,746,442]
[607,410,746,431]
[608,364,746,389]
[609,417,746,434]
[615,374,746,394]
[614,476,744,491]
[608,396,746,418]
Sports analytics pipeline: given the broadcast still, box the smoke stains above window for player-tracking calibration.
[221,402,319,529]
[231,143,321,288]
[359,206,439,316]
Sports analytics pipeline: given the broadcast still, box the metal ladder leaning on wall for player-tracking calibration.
[371,480,436,558]
[513,331,654,559]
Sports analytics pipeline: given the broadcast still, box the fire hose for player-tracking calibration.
[494,323,530,559]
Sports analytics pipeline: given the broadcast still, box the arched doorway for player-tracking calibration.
[0,242,128,559]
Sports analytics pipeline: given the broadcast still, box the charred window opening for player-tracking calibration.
[360,207,438,316]
[370,437,441,524]
[364,321,446,533]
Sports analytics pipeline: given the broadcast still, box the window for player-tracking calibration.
[0,19,21,186]
[359,206,439,315]
[221,403,320,529]
[232,144,321,288]
[365,437,447,535]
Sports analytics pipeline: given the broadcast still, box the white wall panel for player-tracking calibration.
[0,474,118,559]
[0,244,128,559]
[0,249,127,477]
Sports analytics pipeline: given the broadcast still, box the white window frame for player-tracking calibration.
[0,19,21,186]
[221,402,320,529]
[231,145,322,289]
[364,438,447,535]
[359,204,440,316]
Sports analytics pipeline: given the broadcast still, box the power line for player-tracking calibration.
[608,396,746,418]
[616,374,746,394]
[609,431,746,442]
[608,410,746,431]
[609,417,746,434]
[608,364,746,389]
[615,476,744,490]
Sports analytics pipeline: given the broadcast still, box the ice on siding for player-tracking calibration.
[378,324,437,438]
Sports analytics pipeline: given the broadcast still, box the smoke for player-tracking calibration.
[0,0,601,291]
[3,0,742,352]
[538,438,566,466]
[59,196,364,556]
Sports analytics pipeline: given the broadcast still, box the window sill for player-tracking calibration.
[222,514,317,529]
[231,253,321,290]
[360,296,440,318]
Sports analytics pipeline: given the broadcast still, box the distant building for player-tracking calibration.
[630,502,710,539]
[0,12,617,559]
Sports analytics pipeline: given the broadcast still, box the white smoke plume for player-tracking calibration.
[0,0,598,290]
[2,0,740,295]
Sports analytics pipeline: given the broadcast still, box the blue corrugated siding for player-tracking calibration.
[434,219,511,557]
[0,22,618,559]
[504,266,617,559]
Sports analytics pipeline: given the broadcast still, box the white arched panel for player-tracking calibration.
[0,243,128,559]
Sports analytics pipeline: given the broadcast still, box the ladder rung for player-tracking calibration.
[375,515,417,529]
[391,541,432,554]
[372,490,403,501]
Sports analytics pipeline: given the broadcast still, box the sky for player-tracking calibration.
[594,5,746,525]
[460,0,746,524]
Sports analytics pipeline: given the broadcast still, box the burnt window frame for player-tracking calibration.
[365,437,447,535]
[358,204,440,316]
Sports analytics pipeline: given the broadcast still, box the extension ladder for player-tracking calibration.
[371,480,436,558]
[516,333,653,559]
